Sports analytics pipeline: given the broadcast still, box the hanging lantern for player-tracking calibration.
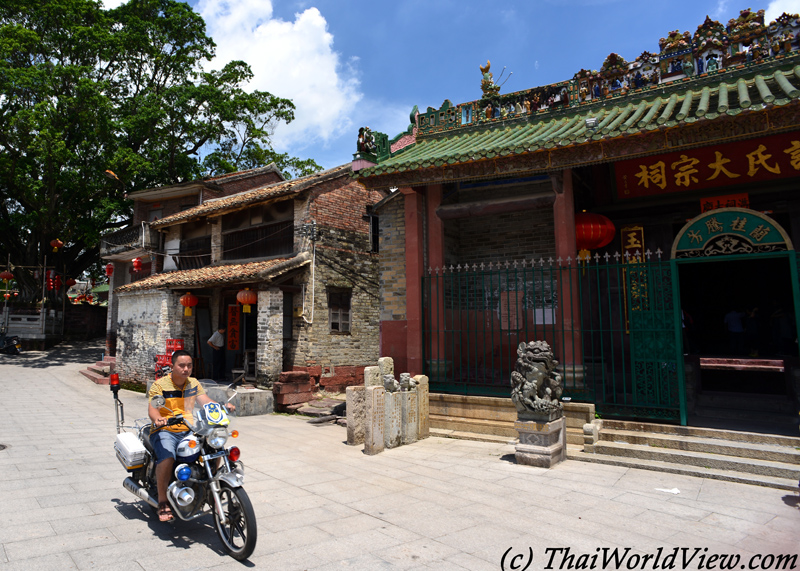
[105,263,114,277]
[180,292,198,316]
[86,294,93,303]
[47,277,54,291]
[3,293,9,300]
[54,275,62,290]
[575,212,615,261]
[50,238,64,252]
[0,270,12,283]
[237,287,257,314]
[66,278,76,288]
[132,258,143,272]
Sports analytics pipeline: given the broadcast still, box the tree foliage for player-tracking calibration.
[0,0,320,293]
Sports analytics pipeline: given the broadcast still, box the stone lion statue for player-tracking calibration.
[510,341,563,420]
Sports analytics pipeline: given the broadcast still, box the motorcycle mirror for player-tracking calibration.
[150,395,166,409]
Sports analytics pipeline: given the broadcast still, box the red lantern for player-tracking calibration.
[66,278,76,288]
[50,238,64,252]
[132,258,142,272]
[87,294,93,303]
[47,277,53,291]
[105,263,114,277]
[575,212,615,259]
[237,288,257,314]
[54,275,62,290]
[180,292,198,316]
[0,270,12,282]
[3,293,9,300]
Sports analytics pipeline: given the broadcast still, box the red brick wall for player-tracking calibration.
[291,365,365,392]
[309,178,385,234]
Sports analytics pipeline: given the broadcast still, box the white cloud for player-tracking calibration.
[766,0,800,21]
[196,0,362,154]
[713,0,730,18]
[101,0,128,8]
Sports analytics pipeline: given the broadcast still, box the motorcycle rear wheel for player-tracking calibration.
[213,484,257,560]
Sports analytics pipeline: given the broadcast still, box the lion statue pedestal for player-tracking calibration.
[511,341,567,468]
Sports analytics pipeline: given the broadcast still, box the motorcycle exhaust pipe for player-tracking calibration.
[123,477,159,509]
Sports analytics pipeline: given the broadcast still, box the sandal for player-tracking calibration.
[158,501,174,522]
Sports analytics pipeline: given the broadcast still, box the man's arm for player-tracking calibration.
[207,340,218,349]
[148,402,168,428]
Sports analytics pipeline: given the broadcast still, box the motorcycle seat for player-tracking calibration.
[140,425,155,455]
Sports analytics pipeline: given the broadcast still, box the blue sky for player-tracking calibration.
[104,0,800,170]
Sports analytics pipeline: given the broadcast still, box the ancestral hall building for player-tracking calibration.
[353,9,800,431]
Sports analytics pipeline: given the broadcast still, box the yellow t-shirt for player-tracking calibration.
[148,374,206,433]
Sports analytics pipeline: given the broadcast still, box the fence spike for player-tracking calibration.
[480,262,485,270]
[603,252,610,262]
[556,256,563,265]
[613,251,621,261]
[521,259,527,268]
[504,260,510,268]
[457,264,462,271]
[539,257,545,266]
[645,249,652,260]
[449,265,455,272]
[472,263,477,271]
[513,260,518,268]
[566,256,572,264]
[428,267,433,274]
[593,252,601,262]
[624,251,631,260]
[547,257,554,266]
[655,247,663,260]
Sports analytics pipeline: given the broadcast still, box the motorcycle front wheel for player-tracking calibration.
[213,484,257,561]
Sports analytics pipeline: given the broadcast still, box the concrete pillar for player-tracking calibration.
[414,374,430,440]
[256,287,283,385]
[105,264,126,356]
[401,187,424,376]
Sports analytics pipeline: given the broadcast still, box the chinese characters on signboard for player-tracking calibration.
[674,209,787,258]
[700,193,749,213]
[616,131,800,198]
[227,305,241,351]
[620,226,645,261]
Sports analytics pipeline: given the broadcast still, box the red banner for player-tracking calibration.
[227,305,240,351]
[616,131,800,199]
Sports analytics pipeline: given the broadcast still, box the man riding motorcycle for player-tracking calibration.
[147,349,234,522]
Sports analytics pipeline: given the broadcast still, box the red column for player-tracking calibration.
[552,169,582,368]
[426,185,446,362]
[402,186,425,376]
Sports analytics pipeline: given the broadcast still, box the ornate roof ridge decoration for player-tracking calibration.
[659,30,693,55]
[600,53,629,77]
[770,12,800,30]
[728,7,766,39]
[693,16,728,55]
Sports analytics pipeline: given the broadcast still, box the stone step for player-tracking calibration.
[80,369,109,385]
[95,361,115,373]
[567,446,800,491]
[430,428,517,445]
[692,405,799,425]
[430,414,517,438]
[599,428,800,463]
[87,364,110,377]
[602,419,800,447]
[591,440,800,480]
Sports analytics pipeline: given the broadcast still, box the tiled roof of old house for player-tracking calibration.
[150,164,351,229]
[115,253,311,292]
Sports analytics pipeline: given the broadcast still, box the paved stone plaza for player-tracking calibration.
[0,341,798,570]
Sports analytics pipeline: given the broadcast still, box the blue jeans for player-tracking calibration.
[150,429,189,464]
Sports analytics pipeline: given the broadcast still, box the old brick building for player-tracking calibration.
[100,165,386,392]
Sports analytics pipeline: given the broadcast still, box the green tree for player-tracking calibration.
[0,0,320,297]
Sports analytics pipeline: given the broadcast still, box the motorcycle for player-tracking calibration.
[110,374,257,560]
[0,331,21,355]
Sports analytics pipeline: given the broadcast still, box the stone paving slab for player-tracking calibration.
[0,340,798,570]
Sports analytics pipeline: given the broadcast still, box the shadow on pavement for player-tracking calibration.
[0,337,105,369]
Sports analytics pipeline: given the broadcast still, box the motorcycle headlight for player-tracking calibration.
[207,427,229,449]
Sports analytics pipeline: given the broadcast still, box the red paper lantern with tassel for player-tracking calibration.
[237,288,257,314]
[180,292,198,316]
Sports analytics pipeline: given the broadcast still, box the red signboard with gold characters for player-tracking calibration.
[227,305,241,351]
[615,131,800,199]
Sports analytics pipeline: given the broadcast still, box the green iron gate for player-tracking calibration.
[422,255,685,423]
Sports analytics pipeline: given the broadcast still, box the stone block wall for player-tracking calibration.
[255,287,283,385]
[376,196,406,322]
[115,290,195,383]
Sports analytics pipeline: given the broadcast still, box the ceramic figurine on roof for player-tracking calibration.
[659,30,694,81]
[768,12,800,55]
[693,16,728,74]
[574,69,601,102]
[628,51,660,88]
[479,60,501,96]
[725,8,767,65]
[357,127,376,154]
